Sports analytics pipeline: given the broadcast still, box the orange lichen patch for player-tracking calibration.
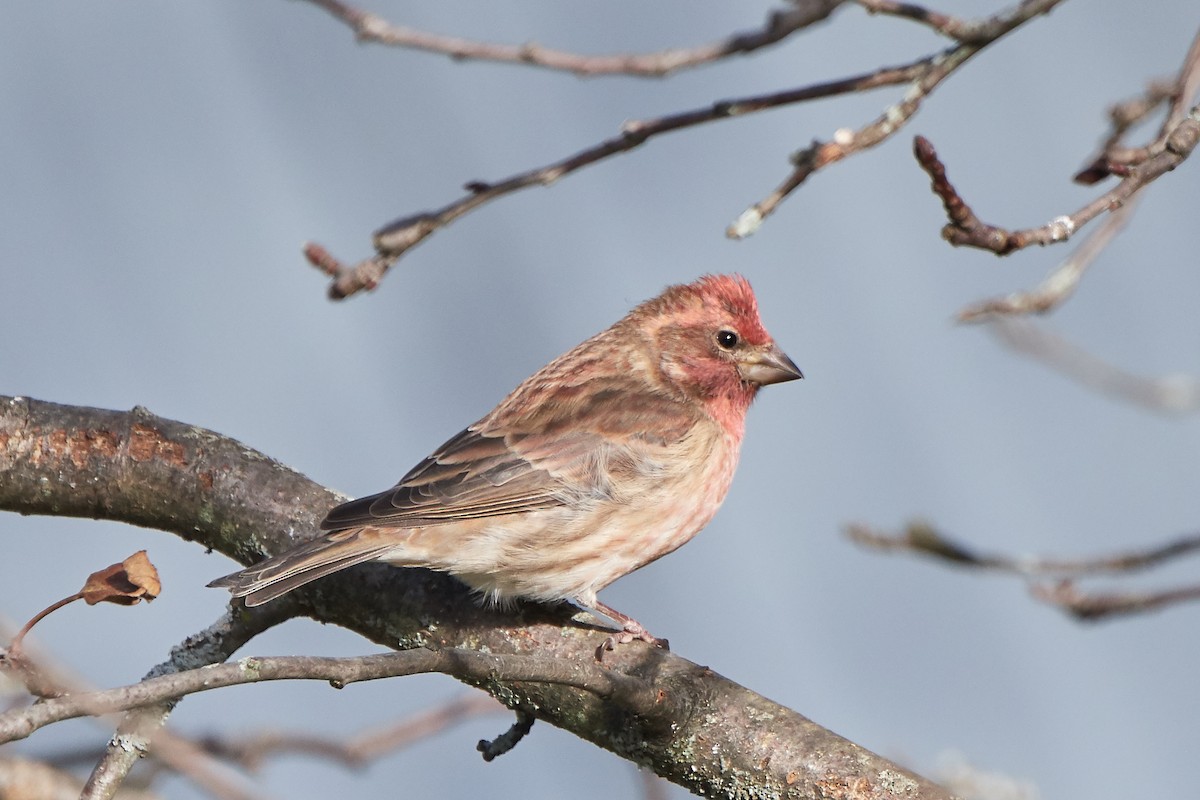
[28,427,121,469]
[198,470,214,490]
[128,423,186,466]
[815,775,873,800]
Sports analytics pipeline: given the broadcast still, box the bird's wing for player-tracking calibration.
[320,385,699,532]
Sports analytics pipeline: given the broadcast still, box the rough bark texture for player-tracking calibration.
[0,396,954,800]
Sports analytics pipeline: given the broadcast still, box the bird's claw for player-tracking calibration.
[594,628,669,661]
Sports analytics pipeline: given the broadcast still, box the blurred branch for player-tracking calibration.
[918,27,1200,323]
[307,0,1064,298]
[988,318,1200,414]
[78,604,294,800]
[1032,580,1200,620]
[847,520,1200,577]
[0,396,955,799]
[848,521,1200,620]
[0,755,160,800]
[956,200,1135,320]
[0,612,289,800]
[1076,27,1200,183]
[302,0,842,76]
[196,693,502,770]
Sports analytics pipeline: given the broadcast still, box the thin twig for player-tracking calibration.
[193,693,503,770]
[1033,580,1200,620]
[311,58,930,298]
[727,0,1065,239]
[989,318,1200,414]
[0,649,660,745]
[0,617,279,800]
[846,521,1200,577]
[301,0,842,77]
[310,0,1071,297]
[914,106,1198,255]
[956,200,1136,320]
[849,522,1200,620]
[476,709,536,761]
[79,604,294,800]
[1078,28,1200,181]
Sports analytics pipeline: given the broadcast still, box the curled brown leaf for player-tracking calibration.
[80,551,161,606]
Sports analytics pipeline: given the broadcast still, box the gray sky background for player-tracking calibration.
[3,2,1198,798]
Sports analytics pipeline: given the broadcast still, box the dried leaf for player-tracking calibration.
[80,550,161,605]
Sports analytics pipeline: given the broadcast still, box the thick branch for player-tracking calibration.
[0,396,953,799]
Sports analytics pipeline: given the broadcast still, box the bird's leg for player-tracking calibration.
[588,599,669,660]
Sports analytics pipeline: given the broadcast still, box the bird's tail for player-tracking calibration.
[207,531,394,607]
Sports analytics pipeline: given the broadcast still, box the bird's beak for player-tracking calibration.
[738,344,803,386]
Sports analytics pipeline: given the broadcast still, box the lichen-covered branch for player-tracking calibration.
[0,396,953,799]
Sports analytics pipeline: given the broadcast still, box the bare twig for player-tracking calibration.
[311,58,930,298]
[476,709,536,761]
[79,604,294,800]
[1033,580,1200,620]
[195,693,502,770]
[0,755,161,800]
[915,27,1200,277]
[0,615,282,800]
[915,106,1199,255]
[855,0,975,41]
[1074,81,1178,184]
[310,0,1071,297]
[0,649,661,745]
[956,200,1136,320]
[301,0,842,77]
[1078,28,1200,182]
[849,522,1200,620]
[989,318,1200,414]
[146,733,275,800]
[847,521,1200,577]
[728,0,1065,239]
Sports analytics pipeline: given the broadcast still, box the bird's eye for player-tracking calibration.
[716,329,739,350]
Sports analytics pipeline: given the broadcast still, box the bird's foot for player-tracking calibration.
[590,601,669,661]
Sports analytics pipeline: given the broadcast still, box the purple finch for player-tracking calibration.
[211,275,800,650]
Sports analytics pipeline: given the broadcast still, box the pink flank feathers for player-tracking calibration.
[210,274,802,652]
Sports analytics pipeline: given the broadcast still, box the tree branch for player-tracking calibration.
[986,318,1200,414]
[78,604,295,800]
[914,106,1199,255]
[0,650,659,744]
[301,0,843,77]
[0,396,954,799]
[847,520,1200,620]
[306,0,1066,298]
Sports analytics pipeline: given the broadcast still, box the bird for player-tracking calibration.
[210,274,801,652]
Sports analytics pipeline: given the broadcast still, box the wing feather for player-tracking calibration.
[321,377,701,533]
